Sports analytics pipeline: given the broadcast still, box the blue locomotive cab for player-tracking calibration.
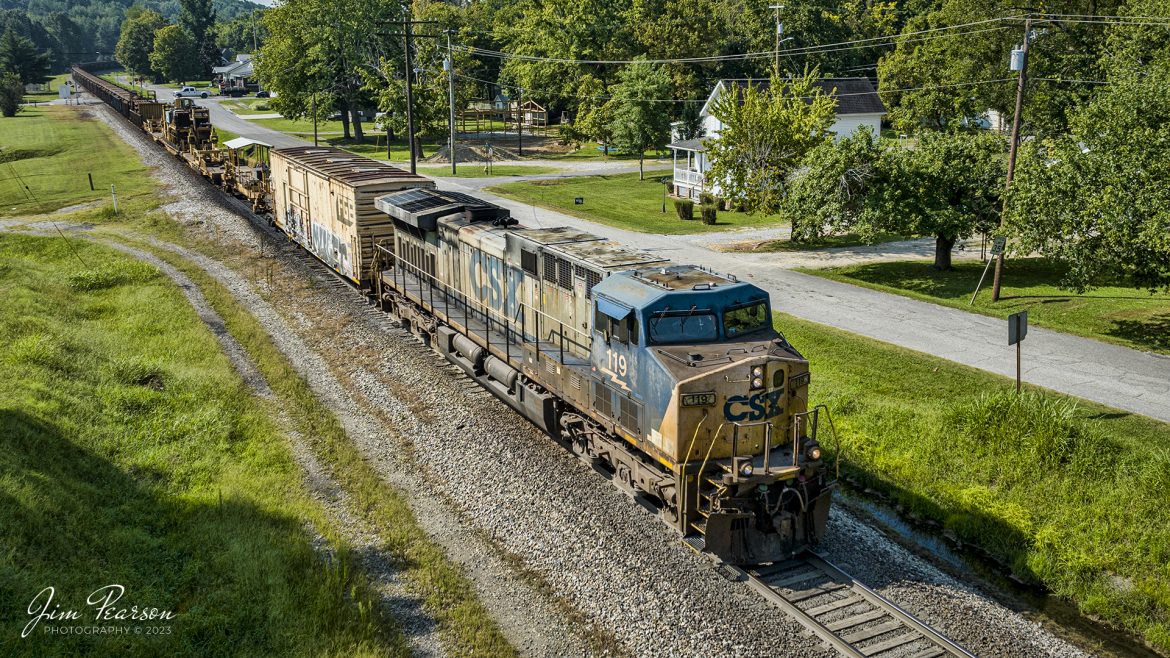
[590,265,831,564]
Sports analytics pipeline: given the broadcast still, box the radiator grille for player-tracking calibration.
[619,396,641,435]
[585,270,602,298]
[593,380,613,418]
[543,252,556,283]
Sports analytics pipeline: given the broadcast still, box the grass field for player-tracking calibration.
[221,98,274,115]
[548,140,665,161]
[418,164,561,178]
[487,172,786,235]
[730,231,907,252]
[0,106,155,216]
[20,73,72,102]
[781,312,1170,651]
[803,259,1170,355]
[0,234,408,657]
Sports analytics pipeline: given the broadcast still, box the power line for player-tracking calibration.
[456,16,1021,65]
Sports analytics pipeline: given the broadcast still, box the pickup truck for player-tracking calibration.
[174,86,209,99]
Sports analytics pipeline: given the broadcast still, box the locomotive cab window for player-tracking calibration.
[648,307,717,344]
[723,300,769,338]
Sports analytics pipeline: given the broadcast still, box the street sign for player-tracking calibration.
[1009,310,1028,393]
[1008,310,1028,346]
[991,236,1007,256]
[574,197,584,205]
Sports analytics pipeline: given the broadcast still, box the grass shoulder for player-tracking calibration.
[781,311,1170,652]
[0,234,407,657]
[487,172,787,235]
[0,105,155,216]
[800,259,1170,354]
[726,231,907,253]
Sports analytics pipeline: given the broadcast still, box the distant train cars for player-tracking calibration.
[270,146,434,285]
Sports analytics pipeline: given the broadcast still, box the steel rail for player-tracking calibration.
[724,552,976,658]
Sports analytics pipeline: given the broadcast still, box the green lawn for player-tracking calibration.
[548,140,669,161]
[418,164,561,178]
[803,259,1170,355]
[221,98,274,115]
[20,73,72,102]
[0,234,407,657]
[0,106,155,216]
[487,172,786,235]
[781,311,1170,652]
[252,115,348,136]
[731,231,908,252]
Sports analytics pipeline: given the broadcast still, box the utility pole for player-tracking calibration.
[991,17,1032,302]
[769,4,784,73]
[402,3,417,174]
[312,92,318,146]
[517,87,523,157]
[251,10,258,53]
[445,29,456,175]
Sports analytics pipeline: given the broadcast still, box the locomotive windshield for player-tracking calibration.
[723,300,769,338]
[648,308,718,344]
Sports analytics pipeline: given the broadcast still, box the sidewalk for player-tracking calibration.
[453,181,1170,424]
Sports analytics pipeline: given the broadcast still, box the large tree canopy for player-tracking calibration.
[115,10,168,79]
[150,25,199,83]
[1005,0,1170,292]
[0,28,50,85]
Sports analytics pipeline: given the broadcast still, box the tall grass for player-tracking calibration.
[777,314,1170,651]
[0,234,408,657]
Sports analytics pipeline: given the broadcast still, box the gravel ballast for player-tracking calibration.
[87,101,1095,658]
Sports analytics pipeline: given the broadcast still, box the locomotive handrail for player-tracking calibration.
[389,254,592,361]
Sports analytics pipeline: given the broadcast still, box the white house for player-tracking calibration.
[669,77,887,200]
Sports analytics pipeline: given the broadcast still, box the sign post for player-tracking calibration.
[1008,310,1028,393]
[971,236,1006,305]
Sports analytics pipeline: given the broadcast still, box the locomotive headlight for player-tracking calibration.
[740,462,754,477]
[805,443,823,461]
[750,366,765,390]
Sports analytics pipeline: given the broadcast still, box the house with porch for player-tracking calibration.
[668,77,886,200]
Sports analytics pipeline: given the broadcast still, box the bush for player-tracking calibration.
[699,191,716,206]
[700,204,717,225]
[674,198,694,220]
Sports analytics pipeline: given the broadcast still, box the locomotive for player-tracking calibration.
[71,63,836,564]
[372,189,834,564]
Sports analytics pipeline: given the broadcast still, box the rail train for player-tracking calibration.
[71,63,837,565]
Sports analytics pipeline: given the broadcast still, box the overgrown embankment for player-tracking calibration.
[0,234,406,657]
[779,312,1170,652]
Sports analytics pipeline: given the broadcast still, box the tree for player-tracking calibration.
[179,0,217,75]
[877,0,1124,135]
[259,0,394,143]
[874,132,1005,270]
[0,28,50,85]
[217,12,266,53]
[609,60,672,179]
[43,12,90,69]
[0,71,23,116]
[784,127,887,242]
[150,25,199,83]
[1005,0,1170,292]
[676,101,704,141]
[705,68,836,218]
[115,10,168,79]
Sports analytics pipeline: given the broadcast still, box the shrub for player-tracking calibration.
[0,72,23,117]
[700,204,717,225]
[699,191,716,206]
[674,198,694,220]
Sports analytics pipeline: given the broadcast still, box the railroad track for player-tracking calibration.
[744,553,974,658]
[685,536,975,658]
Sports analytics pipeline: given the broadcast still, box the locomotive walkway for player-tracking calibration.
[451,181,1170,425]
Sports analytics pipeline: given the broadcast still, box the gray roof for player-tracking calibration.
[667,137,706,152]
[718,77,886,115]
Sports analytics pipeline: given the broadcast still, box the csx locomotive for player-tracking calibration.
[72,62,835,564]
[373,189,834,564]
